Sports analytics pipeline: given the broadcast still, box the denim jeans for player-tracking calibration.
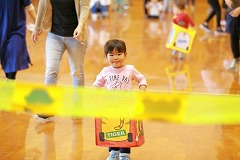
[91,2,108,13]
[45,32,87,86]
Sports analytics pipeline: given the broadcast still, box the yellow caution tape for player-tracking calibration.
[0,80,240,124]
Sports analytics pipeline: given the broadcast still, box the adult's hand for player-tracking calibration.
[230,7,240,17]
[31,30,42,43]
[225,0,232,9]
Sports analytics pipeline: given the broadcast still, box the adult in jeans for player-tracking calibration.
[32,0,89,120]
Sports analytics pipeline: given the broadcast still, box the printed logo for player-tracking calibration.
[106,130,126,139]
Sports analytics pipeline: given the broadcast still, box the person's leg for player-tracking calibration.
[162,0,168,13]
[119,148,131,160]
[45,33,66,85]
[65,37,87,87]
[199,1,216,32]
[34,33,65,120]
[107,147,120,160]
[207,0,221,27]
[230,34,240,59]
[228,33,240,69]
[192,0,195,6]
[109,147,120,152]
[5,72,17,80]
[91,2,100,21]
[144,0,148,16]
[101,5,109,17]
[205,9,215,23]
[119,148,130,153]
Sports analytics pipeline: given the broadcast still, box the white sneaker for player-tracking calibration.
[172,50,177,56]
[199,24,211,33]
[178,52,184,60]
[214,28,227,36]
[106,150,119,160]
[91,13,98,21]
[34,115,53,124]
[119,153,131,160]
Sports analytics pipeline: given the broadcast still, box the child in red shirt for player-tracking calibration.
[172,0,195,59]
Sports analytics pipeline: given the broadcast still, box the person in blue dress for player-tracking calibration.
[0,0,36,80]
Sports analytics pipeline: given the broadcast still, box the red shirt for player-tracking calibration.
[173,13,194,29]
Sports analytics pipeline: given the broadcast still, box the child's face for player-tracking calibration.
[107,48,127,68]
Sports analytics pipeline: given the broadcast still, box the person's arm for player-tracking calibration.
[73,0,90,42]
[92,68,106,88]
[225,0,233,9]
[32,0,47,43]
[230,6,240,17]
[25,3,36,22]
[132,66,147,91]
[73,21,85,42]
[139,85,147,92]
[188,15,195,27]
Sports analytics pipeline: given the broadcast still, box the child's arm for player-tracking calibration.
[93,85,100,88]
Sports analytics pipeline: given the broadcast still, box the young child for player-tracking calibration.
[145,0,163,19]
[92,39,147,160]
[172,0,194,59]
[90,0,111,21]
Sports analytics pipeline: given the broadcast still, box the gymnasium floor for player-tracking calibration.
[0,0,240,160]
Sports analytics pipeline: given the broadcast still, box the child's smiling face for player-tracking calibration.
[107,48,127,68]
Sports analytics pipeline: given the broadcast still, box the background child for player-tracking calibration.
[145,0,163,19]
[90,0,111,21]
[172,0,195,59]
[92,39,147,160]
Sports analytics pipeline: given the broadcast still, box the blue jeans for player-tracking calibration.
[45,32,87,86]
[91,2,108,13]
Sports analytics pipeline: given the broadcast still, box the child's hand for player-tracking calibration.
[139,85,147,92]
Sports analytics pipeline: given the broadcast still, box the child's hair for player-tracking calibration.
[104,39,126,57]
[175,0,186,10]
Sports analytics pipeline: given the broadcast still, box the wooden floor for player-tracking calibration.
[1,0,240,160]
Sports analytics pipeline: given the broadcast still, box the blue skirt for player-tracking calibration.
[0,0,31,73]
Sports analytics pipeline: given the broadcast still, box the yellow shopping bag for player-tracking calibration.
[166,23,196,54]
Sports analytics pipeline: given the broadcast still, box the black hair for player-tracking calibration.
[104,39,126,57]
